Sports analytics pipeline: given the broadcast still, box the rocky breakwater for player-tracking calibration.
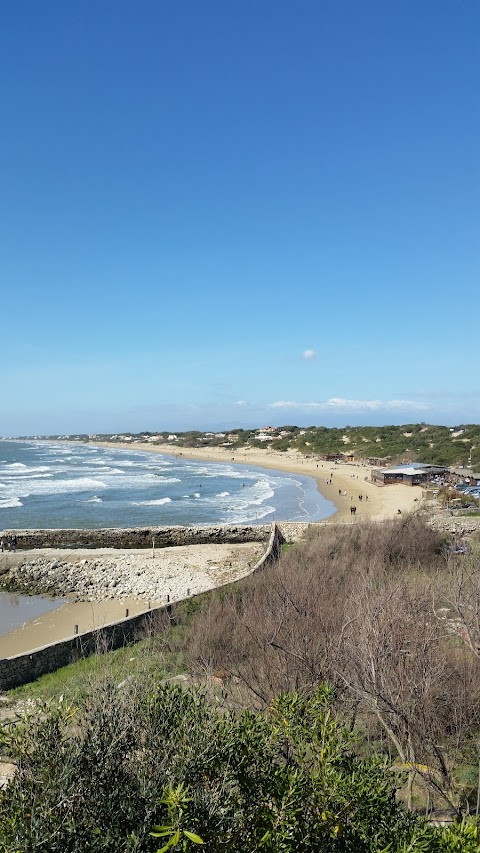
[0,542,266,604]
[428,513,480,537]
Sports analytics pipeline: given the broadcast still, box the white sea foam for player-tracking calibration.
[216,491,230,497]
[8,478,109,497]
[3,465,52,474]
[82,467,126,475]
[220,504,276,523]
[0,498,23,509]
[2,473,53,480]
[79,471,161,489]
[131,497,172,506]
[85,496,103,503]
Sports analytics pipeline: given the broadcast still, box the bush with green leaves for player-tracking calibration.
[0,683,478,852]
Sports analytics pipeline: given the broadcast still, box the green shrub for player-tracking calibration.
[0,684,435,852]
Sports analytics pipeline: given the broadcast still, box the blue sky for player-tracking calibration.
[1,0,478,435]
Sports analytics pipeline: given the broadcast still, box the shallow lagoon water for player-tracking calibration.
[0,590,66,638]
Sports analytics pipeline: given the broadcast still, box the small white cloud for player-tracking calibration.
[326,397,428,412]
[302,349,317,360]
[234,400,249,406]
[269,398,429,412]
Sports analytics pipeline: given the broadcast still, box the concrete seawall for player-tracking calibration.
[0,522,287,691]
[0,524,273,551]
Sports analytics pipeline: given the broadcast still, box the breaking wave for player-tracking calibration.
[131,497,172,506]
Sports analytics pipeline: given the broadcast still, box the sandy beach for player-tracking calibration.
[93,441,424,523]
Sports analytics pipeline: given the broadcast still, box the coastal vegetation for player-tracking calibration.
[46,423,480,469]
[2,517,480,850]
[3,681,480,852]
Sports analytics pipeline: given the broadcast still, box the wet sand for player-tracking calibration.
[0,596,153,658]
[0,542,264,658]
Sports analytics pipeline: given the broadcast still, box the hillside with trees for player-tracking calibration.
[72,424,480,469]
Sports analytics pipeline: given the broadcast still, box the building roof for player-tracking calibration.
[394,463,441,470]
[382,465,445,476]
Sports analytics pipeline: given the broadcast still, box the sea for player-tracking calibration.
[0,439,335,529]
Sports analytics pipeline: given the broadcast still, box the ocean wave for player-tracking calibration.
[216,491,230,497]
[84,496,103,503]
[110,459,174,471]
[14,465,51,474]
[78,471,161,488]
[81,467,126,475]
[131,497,172,506]
[1,473,53,480]
[8,477,109,497]
[220,504,276,523]
[0,498,23,509]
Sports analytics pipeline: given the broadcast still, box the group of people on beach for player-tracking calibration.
[0,535,17,552]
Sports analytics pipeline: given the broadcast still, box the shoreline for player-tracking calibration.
[88,440,424,523]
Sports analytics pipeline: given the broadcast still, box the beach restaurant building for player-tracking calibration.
[371,463,446,486]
